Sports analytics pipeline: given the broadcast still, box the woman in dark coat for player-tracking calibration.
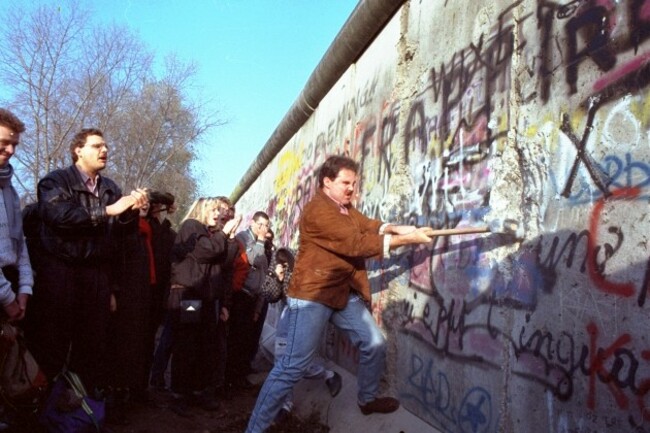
[168,197,241,415]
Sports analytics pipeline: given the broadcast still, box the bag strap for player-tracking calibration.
[63,371,101,432]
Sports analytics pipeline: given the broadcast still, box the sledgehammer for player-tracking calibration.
[425,218,524,239]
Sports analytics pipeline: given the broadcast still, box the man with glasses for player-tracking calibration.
[26,128,149,398]
[227,211,271,392]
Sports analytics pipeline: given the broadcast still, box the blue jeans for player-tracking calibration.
[246,293,386,433]
[275,304,328,411]
[150,313,173,386]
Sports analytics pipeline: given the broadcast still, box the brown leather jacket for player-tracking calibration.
[286,188,384,309]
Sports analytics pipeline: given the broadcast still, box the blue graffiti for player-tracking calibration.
[459,387,492,433]
[552,153,650,205]
[400,353,494,433]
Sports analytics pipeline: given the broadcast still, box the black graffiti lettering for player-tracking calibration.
[605,348,640,393]
[520,328,555,361]
[560,103,612,198]
[637,257,650,307]
[537,0,557,103]
[405,100,427,164]
[557,0,583,19]
[486,298,500,340]
[630,0,650,53]
[429,17,517,143]
[539,231,590,272]
[556,332,577,367]
[593,226,624,274]
[565,6,617,94]
[538,0,650,104]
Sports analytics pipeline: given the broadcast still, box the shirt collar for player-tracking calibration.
[322,189,349,215]
[75,165,100,195]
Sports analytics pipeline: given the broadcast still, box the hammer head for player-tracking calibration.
[487,218,524,239]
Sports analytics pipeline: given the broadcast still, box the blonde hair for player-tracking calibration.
[182,196,231,226]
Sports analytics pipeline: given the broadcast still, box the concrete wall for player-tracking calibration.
[235,0,650,431]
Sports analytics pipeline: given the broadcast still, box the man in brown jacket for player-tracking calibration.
[246,155,436,433]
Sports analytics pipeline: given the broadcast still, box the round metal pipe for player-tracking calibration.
[230,0,406,203]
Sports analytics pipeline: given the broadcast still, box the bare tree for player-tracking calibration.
[0,1,223,204]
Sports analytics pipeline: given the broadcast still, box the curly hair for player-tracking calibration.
[318,155,359,188]
[0,109,26,134]
[70,128,103,162]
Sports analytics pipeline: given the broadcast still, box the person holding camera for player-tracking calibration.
[25,128,148,399]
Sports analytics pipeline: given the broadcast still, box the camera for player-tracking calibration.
[147,190,175,207]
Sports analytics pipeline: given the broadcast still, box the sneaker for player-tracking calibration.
[358,397,400,415]
[325,372,342,397]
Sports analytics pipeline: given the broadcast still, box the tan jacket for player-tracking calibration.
[286,188,384,309]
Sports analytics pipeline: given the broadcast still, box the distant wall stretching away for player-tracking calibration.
[234,1,650,431]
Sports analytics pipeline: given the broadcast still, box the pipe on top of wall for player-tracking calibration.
[229,0,406,204]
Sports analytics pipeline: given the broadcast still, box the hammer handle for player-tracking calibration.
[428,226,490,236]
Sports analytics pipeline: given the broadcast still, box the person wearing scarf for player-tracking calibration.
[0,109,33,322]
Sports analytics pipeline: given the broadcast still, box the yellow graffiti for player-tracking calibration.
[429,135,443,159]
[496,114,509,152]
[569,107,587,132]
[630,91,650,129]
[273,149,302,210]
[525,111,558,150]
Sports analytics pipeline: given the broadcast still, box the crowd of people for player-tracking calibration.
[0,107,438,433]
[0,109,280,431]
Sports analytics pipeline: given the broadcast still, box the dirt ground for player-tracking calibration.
[4,360,328,433]
[107,383,329,433]
[106,350,329,433]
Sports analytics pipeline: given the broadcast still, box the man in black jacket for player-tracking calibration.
[25,128,148,394]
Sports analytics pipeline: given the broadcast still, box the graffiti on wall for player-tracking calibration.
[242,0,650,431]
[390,0,650,431]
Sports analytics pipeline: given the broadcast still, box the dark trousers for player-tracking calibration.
[250,301,268,364]
[106,284,154,392]
[150,312,173,386]
[24,254,111,393]
[170,300,226,395]
[226,291,257,384]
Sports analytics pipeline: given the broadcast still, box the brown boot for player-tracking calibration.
[358,397,400,415]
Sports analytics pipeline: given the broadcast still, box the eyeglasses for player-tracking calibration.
[257,221,271,228]
[86,142,109,151]
[0,139,18,147]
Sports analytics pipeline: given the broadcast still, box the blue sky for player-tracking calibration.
[94,0,359,197]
